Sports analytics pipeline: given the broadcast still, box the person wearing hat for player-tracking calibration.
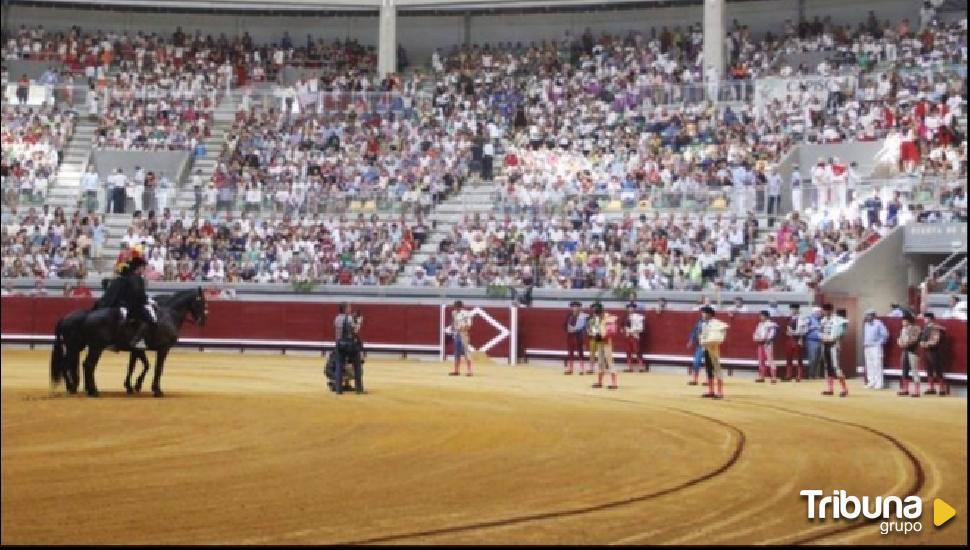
[564,300,589,375]
[783,304,808,382]
[896,312,923,397]
[698,306,729,399]
[753,310,779,384]
[918,312,948,396]
[587,302,618,390]
[95,253,154,349]
[819,304,848,397]
[862,308,889,390]
[622,301,646,373]
[449,300,474,376]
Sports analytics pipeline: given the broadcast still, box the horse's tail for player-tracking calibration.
[50,320,65,386]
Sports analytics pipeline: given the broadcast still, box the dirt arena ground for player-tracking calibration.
[1,347,966,545]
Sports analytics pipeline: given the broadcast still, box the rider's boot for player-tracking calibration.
[130,322,148,349]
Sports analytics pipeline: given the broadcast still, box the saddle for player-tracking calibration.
[106,308,142,352]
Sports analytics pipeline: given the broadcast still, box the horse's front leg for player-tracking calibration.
[151,348,169,398]
[83,346,104,397]
[134,350,150,393]
[125,353,138,394]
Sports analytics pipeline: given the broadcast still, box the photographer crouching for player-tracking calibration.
[329,303,365,395]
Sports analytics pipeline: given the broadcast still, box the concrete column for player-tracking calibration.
[463,12,472,47]
[378,0,397,78]
[703,0,726,100]
[2,1,12,37]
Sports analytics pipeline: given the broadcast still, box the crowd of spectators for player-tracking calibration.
[2,24,378,85]
[422,28,795,218]
[1,205,107,279]
[113,210,424,284]
[92,69,219,151]
[411,205,892,291]
[201,77,467,218]
[4,24,388,152]
[1,104,76,208]
[1,13,965,292]
[756,17,966,151]
[399,16,966,289]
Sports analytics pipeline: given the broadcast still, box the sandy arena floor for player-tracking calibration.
[1,348,966,545]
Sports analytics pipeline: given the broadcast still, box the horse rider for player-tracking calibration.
[96,255,156,349]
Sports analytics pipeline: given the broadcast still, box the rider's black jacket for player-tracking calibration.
[96,270,147,312]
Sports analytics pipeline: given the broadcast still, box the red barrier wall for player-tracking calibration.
[2,298,965,376]
[517,309,783,363]
[0,298,505,357]
[1,297,96,335]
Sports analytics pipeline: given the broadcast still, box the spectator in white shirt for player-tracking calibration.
[107,168,127,214]
[81,165,100,212]
[950,295,967,320]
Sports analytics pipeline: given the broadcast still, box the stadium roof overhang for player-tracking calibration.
[7,0,700,13]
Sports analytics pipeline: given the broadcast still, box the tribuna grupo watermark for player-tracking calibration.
[800,490,924,535]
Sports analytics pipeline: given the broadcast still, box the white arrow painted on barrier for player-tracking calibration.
[467,307,510,353]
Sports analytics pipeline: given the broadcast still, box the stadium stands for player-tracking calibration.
[0,8,966,295]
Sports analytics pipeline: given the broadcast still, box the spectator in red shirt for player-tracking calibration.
[66,284,93,298]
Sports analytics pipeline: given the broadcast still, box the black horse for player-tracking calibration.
[50,288,207,397]
[52,310,160,395]
[49,278,156,394]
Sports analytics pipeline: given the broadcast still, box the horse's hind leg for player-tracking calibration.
[83,347,104,397]
[134,351,150,393]
[65,348,82,394]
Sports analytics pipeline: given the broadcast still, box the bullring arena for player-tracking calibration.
[2,0,969,544]
[1,344,966,545]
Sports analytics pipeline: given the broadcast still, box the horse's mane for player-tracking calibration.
[156,289,201,305]
[147,289,201,312]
